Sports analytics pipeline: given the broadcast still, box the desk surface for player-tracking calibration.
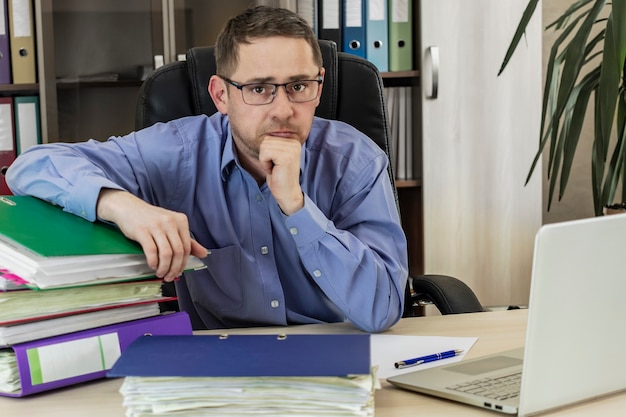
[2,309,625,416]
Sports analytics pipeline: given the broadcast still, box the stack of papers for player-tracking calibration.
[0,196,204,289]
[0,196,201,396]
[109,334,375,416]
[0,350,19,393]
[0,268,26,291]
[0,279,169,326]
[0,304,159,346]
[119,374,376,416]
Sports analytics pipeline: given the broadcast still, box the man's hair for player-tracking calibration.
[215,5,323,77]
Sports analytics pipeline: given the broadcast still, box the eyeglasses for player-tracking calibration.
[219,75,323,105]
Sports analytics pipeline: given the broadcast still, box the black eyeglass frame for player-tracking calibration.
[218,74,323,105]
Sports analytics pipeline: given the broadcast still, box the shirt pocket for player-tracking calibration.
[192,244,245,313]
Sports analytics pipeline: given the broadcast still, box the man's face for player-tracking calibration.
[213,37,323,161]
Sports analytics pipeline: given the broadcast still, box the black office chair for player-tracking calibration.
[135,40,484,316]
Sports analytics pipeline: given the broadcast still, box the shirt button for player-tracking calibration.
[313,269,322,277]
[270,300,280,308]
[289,227,298,235]
[256,194,263,202]
[260,246,269,255]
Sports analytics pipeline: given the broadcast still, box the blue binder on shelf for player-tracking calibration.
[318,0,342,48]
[109,333,371,378]
[366,0,389,72]
[343,0,366,58]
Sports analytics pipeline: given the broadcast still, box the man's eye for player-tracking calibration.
[291,83,306,92]
[250,85,269,95]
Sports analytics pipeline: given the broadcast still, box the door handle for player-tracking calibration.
[423,46,439,99]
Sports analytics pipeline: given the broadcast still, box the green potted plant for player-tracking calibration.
[499,0,626,216]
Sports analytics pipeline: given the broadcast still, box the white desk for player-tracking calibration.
[2,309,625,416]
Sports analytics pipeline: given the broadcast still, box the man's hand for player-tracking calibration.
[96,189,208,281]
[258,136,304,215]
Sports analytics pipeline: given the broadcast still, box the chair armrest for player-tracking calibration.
[408,274,485,315]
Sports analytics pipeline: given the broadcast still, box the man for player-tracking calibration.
[6,6,407,332]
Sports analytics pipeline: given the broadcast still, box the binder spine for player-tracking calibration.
[0,0,11,84]
[343,0,366,58]
[8,0,36,84]
[365,0,388,72]
[318,0,342,48]
[0,97,15,195]
[13,96,41,154]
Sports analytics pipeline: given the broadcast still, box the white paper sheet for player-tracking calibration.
[371,334,478,379]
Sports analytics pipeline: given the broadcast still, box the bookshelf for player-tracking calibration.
[25,0,542,308]
[381,69,423,277]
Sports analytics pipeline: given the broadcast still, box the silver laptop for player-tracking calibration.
[388,213,626,415]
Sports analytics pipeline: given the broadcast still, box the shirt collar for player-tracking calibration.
[220,125,238,181]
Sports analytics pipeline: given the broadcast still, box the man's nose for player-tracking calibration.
[268,86,295,117]
[271,85,291,103]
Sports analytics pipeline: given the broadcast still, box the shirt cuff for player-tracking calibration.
[283,194,329,247]
[64,179,125,222]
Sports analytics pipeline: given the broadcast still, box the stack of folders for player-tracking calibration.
[109,334,377,416]
[270,1,414,73]
[0,195,202,396]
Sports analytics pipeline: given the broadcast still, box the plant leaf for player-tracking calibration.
[546,0,594,30]
[541,10,590,163]
[600,97,626,208]
[552,0,606,130]
[498,0,540,76]
[558,68,600,200]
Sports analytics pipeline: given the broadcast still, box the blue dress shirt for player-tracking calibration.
[7,113,408,332]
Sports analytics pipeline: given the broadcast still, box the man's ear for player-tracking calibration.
[208,75,228,114]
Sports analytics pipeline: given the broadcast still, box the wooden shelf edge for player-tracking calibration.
[396,179,422,188]
[56,80,143,89]
[381,70,420,79]
[0,83,39,94]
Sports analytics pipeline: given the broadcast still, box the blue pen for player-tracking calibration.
[394,349,464,369]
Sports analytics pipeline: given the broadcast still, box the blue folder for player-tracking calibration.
[366,0,389,72]
[108,333,371,377]
[343,0,366,58]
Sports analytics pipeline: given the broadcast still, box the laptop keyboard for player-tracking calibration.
[447,371,522,401]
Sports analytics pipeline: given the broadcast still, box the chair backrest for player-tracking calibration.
[134,40,395,196]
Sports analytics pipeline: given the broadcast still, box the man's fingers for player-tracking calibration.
[191,239,209,258]
[153,232,175,279]
[139,234,160,272]
[96,190,200,281]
